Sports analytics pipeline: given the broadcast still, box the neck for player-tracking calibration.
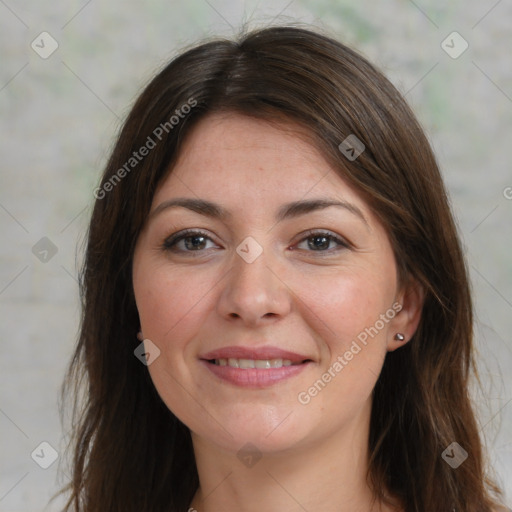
[189,400,397,512]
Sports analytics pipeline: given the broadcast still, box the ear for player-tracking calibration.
[386,278,424,352]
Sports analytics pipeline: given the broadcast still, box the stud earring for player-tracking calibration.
[394,333,405,341]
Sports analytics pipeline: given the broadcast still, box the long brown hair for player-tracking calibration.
[58,24,503,511]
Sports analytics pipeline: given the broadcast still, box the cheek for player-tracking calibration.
[134,260,214,344]
[133,261,215,424]
[292,275,388,416]
[294,264,394,348]
[291,264,394,404]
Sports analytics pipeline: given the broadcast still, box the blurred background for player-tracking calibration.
[1,0,511,510]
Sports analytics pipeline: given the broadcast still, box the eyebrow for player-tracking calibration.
[148,197,368,226]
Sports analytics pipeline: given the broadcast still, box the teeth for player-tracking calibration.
[214,358,295,368]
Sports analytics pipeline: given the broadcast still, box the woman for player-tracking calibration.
[59,25,507,511]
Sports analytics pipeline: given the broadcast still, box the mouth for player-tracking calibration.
[199,346,313,388]
[207,357,310,368]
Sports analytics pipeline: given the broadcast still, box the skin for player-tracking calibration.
[132,112,423,512]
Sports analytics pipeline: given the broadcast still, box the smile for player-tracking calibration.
[200,345,313,387]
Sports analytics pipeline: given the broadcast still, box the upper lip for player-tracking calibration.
[200,345,312,364]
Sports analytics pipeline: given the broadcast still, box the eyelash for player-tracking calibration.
[161,229,351,257]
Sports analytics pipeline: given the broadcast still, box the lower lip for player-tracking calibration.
[201,360,311,388]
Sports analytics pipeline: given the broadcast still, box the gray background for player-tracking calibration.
[1,0,511,510]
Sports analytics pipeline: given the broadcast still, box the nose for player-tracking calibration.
[216,244,292,327]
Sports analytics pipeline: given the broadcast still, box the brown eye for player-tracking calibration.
[163,230,218,254]
[295,230,350,254]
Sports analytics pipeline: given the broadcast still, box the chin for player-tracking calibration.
[192,412,312,456]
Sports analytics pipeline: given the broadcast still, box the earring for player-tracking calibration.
[394,333,405,341]
[137,331,144,341]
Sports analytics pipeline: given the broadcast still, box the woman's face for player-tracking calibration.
[132,112,419,455]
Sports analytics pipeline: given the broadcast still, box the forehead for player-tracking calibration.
[152,112,367,213]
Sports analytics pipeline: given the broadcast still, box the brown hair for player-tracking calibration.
[59,24,503,511]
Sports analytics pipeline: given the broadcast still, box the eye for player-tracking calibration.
[162,229,219,254]
[161,229,351,256]
[294,230,351,254]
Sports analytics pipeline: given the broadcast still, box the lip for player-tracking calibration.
[200,345,311,364]
[199,345,313,389]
